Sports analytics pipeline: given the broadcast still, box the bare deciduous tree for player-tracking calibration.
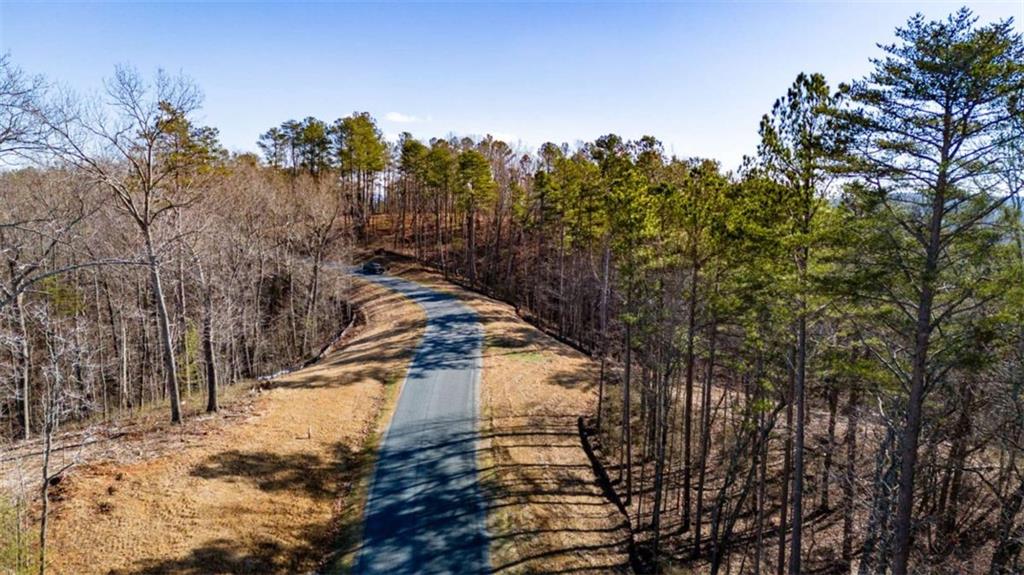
[43,67,212,423]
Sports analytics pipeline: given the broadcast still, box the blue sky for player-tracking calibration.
[2,1,1021,170]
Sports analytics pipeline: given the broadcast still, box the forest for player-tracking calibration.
[1,7,1023,575]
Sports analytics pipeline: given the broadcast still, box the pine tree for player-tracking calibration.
[840,10,1024,573]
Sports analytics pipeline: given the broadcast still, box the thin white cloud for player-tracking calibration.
[385,112,424,124]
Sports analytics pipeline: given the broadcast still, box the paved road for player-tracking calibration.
[354,271,490,574]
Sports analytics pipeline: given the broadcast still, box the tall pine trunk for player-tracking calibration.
[693,316,717,558]
[790,268,808,575]
[892,172,944,575]
[623,321,633,506]
[820,382,839,511]
[596,242,610,432]
[777,352,794,575]
[842,387,860,566]
[682,257,699,530]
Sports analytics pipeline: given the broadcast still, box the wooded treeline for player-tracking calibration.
[0,63,363,445]
[1,7,1022,575]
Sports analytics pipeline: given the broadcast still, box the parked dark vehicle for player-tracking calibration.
[362,261,385,275]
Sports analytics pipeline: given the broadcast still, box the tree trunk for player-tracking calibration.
[842,387,860,566]
[891,129,948,575]
[821,381,839,511]
[467,205,477,285]
[651,368,669,557]
[38,419,53,575]
[119,320,129,410]
[202,273,218,413]
[101,277,128,411]
[682,257,699,531]
[146,231,182,424]
[939,378,972,546]
[302,249,323,356]
[177,246,190,396]
[596,242,611,433]
[859,424,900,575]
[623,320,633,506]
[789,316,807,575]
[93,275,109,419]
[694,316,717,558]
[756,406,769,575]
[892,257,937,575]
[777,355,794,575]
[15,292,30,440]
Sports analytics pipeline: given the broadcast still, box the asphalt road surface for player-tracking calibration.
[354,271,490,574]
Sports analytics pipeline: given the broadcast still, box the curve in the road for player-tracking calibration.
[354,272,490,574]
